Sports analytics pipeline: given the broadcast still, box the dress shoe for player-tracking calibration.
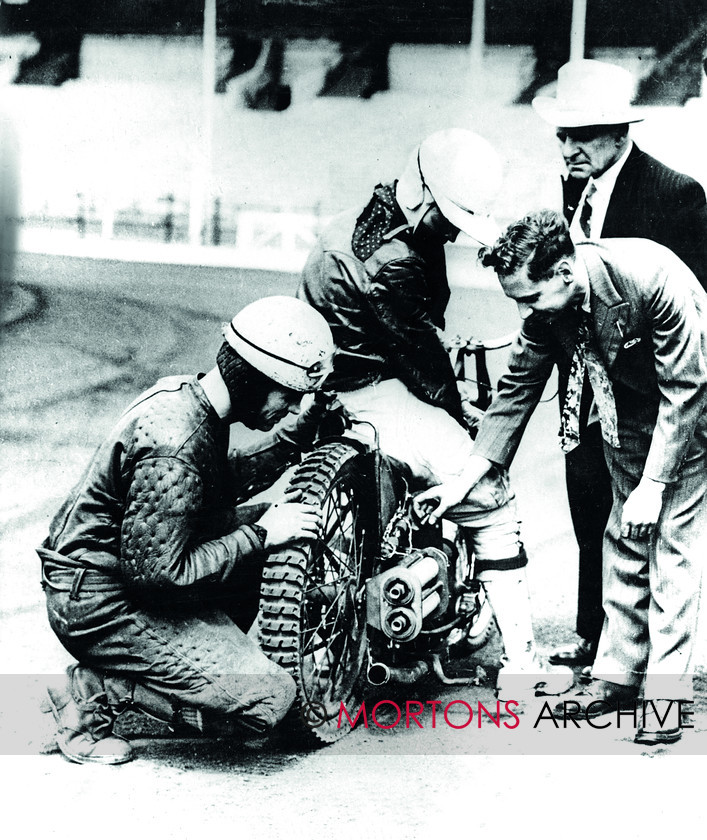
[548,638,597,667]
[635,699,689,745]
[553,678,639,718]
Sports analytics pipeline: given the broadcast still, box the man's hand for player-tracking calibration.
[256,502,322,548]
[621,478,666,541]
[413,454,494,525]
[282,391,340,450]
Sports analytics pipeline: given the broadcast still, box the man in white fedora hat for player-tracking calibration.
[532,59,707,673]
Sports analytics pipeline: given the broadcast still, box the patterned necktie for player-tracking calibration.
[559,311,620,453]
[578,182,597,239]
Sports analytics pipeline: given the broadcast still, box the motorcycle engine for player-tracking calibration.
[366,547,450,642]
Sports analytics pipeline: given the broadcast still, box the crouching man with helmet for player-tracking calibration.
[38,296,335,765]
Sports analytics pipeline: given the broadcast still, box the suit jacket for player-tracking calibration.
[473,239,707,484]
[563,144,707,290]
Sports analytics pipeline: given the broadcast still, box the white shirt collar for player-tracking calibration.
[590,139,633,198]
[569,141,633,241]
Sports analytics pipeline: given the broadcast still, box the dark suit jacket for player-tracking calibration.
[473,240,707,484]
[563,144,707,290]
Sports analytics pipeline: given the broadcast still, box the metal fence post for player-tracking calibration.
[163,194,175,242]
[212,196,222,246]
[570,0,588,61]
[76,192,86,238]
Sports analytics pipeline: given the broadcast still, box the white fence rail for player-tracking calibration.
[18,198,330,272]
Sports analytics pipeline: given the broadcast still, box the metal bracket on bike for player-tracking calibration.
[343,417,399,539]
[341,417,380,451]
[380,491,416,561]
[449,332,517,412]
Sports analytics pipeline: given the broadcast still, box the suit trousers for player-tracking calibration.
[592,432,707,700]
[564,421,614,643]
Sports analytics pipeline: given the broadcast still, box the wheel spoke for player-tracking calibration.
[318,498,360,576]
[318,540,356,576]
[303,635,345,701]
[302,513,363,654]
[303,571,363,700]
[324,486,354,543]
[303,578,358,682]
[302,585,349,654]
[305,581,342,603]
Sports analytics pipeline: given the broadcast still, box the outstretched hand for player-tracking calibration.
[413,454,494,525]
[414,477,470,525]
[256,501,322,548]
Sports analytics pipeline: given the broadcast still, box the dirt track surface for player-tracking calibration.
[2,254,706,838]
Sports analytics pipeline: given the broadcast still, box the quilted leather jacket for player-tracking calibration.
[298,183,464,423]
[39,376,299,592]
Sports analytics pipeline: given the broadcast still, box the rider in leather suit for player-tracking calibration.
[39,296,335,764]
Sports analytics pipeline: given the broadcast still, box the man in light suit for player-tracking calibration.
[415,210,707,744]
[532,60,707,669]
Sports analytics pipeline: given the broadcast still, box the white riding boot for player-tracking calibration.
[478,569,573,700]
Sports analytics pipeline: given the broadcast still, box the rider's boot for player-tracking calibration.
[477,568,573,702]
[44,665,134,765]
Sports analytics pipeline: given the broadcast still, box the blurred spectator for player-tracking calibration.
[514,0,578,105]
[318,32,390,99]
[516,1,707,107]
[634,3,707,105]
[9,0,85,86]
[216,1,389,109]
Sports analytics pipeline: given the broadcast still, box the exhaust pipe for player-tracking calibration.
[367,662,391,685]
[367,660,430,686]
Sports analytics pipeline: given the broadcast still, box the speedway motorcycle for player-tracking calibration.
[257,333,516,743]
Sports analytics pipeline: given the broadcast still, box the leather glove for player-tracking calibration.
[279,390,343,451]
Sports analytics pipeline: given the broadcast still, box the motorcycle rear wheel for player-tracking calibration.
[258,442,377,744]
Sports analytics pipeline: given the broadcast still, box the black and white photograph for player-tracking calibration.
[1,1,706,836]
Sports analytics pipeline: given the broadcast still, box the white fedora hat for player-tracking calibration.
[532,59,644,127]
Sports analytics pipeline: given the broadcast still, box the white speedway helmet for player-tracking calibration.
[224,296,335,392]
[397,128,503,246]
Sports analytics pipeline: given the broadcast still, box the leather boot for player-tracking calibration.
[45,665,134,765]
